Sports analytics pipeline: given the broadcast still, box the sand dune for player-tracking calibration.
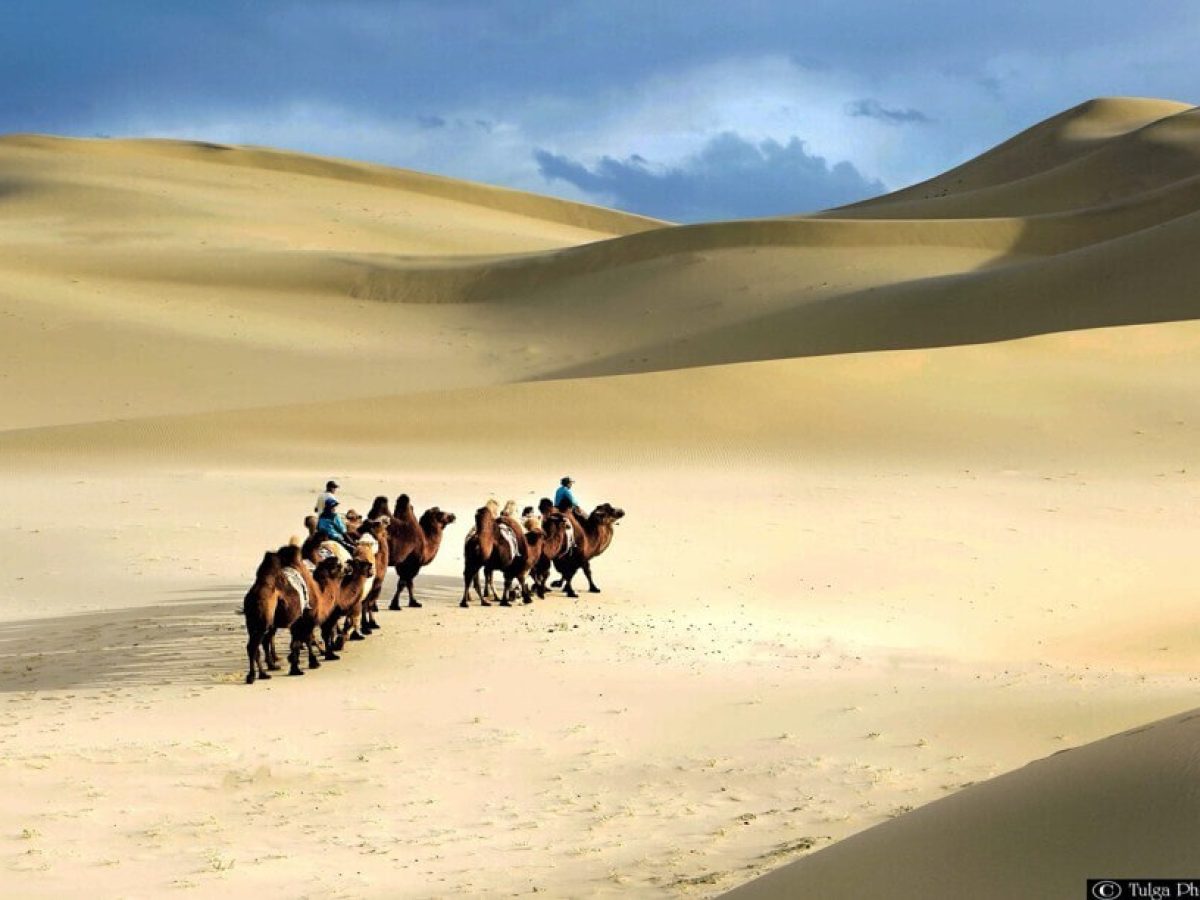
[6,97,1200,431]
[837,96,1198,214]
[3,98,1200,898]
[724,708,1200,899]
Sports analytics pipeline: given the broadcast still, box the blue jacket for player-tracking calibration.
[554,485,578,509]
[317,512,352,545]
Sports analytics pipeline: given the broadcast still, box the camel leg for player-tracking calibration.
[246,631,268,684]
[389,571,403,610]
[322,622,340,661]
[287,636,304,676]
[582,559,601,593]
[561,565,579,599]
[265,626,282,670]
[461,563,478,608]
[299,617,321,669]
[406,579,422,609]
[519,575,533,604]
[348,601,365,641]
[500,574,514,607]
[364,592,379,631]
[475,571,490,606]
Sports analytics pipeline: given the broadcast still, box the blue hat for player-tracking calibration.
[324,496,339,509]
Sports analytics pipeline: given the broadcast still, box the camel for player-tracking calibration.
[357,517,390,634]
[340,541,380,642]
[527,511,570,599]
[386,494,456,609]
[243,546,326,684]
[279,544,341,666]
[551,501,626,598]
[461,501,533,607]
[316,553,376,656]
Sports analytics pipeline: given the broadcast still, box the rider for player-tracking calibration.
[314,479,339,513]
[316,496,357,553]
[554,476,580,512]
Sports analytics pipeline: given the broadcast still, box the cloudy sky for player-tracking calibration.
[3,1,1196,221]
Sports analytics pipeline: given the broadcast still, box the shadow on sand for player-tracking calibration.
[0,574,468,692]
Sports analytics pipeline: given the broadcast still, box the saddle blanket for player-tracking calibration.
[282,566,310,611]
[497,521,520,558]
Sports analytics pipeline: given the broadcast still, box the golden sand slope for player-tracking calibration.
[724,708,1200,900]
[4,97,1200,431]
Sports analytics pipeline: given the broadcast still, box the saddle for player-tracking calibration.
[496,521,521,558]
[282,566,310,610]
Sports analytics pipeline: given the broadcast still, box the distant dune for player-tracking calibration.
[4,97,1200,429]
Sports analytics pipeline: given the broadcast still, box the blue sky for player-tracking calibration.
[3,1,1196,221]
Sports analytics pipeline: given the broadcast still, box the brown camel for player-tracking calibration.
[461,502,533,607]
[279,544,341,666]
[243,547,319,684]
[528,511,570,599]
[551,501,626,598]
[291,551,350,663]
[357,517,390,634]
[341,541,381,642]
[318,553,377,655]
[387,494,456,608]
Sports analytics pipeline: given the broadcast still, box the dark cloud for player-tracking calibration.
[535,133,886,222]
[416,115,447,129]
[847,99,932,125]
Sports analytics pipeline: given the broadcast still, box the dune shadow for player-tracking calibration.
[0,594,247,692]
[0,573,472,693]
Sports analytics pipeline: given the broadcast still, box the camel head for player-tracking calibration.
[591,503,625,525]
[313,556,342,584]
[346,557,375,581]
[418,507,456,531]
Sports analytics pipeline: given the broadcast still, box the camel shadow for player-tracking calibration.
[0,574,472,693]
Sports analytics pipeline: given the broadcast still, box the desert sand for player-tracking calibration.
[2,96,1200,898]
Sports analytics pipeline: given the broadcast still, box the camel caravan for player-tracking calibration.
[243,478,625,684]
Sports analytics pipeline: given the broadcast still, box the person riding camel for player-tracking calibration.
[316,496,356,553]
[314,479,339,514]
[554,476,581,515]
